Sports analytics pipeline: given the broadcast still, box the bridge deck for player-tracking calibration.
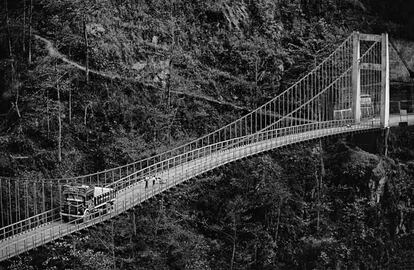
[0,115,413,261]
[0,122,380,261]
[389,113,414,126]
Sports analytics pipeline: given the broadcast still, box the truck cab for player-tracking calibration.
[60,184,116,222]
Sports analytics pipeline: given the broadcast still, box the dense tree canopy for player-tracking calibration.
[0,0,414,269]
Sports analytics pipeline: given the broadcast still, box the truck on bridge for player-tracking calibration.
[361,94,374,118]
[60,184,116,222]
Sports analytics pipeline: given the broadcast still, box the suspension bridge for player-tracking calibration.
[0,32,413,262]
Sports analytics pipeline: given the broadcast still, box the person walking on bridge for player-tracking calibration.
[144,176,149,189]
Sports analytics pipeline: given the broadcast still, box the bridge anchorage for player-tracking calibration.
[0,32,395,261]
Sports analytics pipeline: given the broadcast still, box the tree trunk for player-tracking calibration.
[384,127,390,156]
[56,64,62,163]
[112,220,116,270]
[83,18,89,83]
[5,1,21,118]
[132,211,137,236]
[28,0,33,64]
[5,0,13,72]
[316,139,325,232]
[316,172,320,232]
[167,62,172,110]
[167,13,175,143]
[57,87,62,162]
[105,82,110,98]
[5,0,12,59]
[84,103,91,125]
[230,240,236,270]
[69,87,72,124]
[73,236,77,253]
[166,62,172,144]
[14,84,21,118]
[255,55,259,106]
[23,0,26,53]
[46,89,50,137]
[255,56,259,87]
[230,215,237,270]
[154,199,165,237]
[275,196,282,242]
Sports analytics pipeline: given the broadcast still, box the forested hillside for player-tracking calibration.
[0,0,383,179]
[1,0,414,269]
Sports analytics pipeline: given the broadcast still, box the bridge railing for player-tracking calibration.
[1,32,384,236]
[0,118,381,261]
[0,30,358,235]
[0,31,389,261]
[98,33,354,187]
[0,208,60,241]
[107,117,380,192]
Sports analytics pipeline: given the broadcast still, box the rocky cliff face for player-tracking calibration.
[390,39,414,82]
[390,40,412,82]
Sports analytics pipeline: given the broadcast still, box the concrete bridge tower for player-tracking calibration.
[352,32,390,128]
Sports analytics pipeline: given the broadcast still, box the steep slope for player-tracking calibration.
[1,0,414,269]
[0,0,376,179]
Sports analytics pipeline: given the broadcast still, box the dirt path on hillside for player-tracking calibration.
[33,34,247,111]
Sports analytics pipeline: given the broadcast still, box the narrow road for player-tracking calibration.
[33,34,247,111]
